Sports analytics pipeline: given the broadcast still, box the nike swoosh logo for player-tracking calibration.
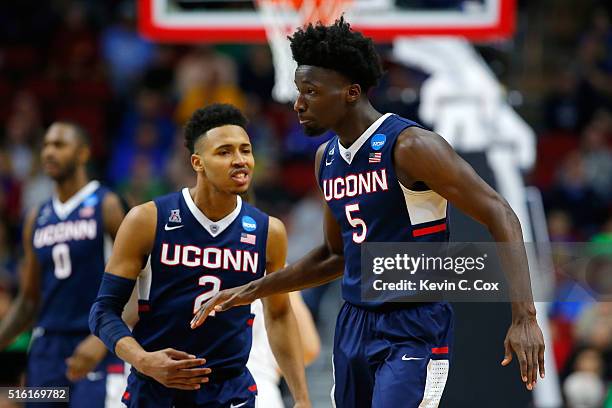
[164,224,184,231]
[86,371,104,381]
[402,355,424,361]
[230,402,248,408]
[325,158,334,166]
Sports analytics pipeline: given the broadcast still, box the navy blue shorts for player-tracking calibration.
[26,329,126,408]
[122,367,257,408]
[332,302,453,408]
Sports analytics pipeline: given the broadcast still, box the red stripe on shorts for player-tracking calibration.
[412,223,447,237]
[107,363,124,374]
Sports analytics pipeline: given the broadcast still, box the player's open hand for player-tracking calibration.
[501,316,545,390]
[190,285,253,329]
[135,348,211,390]
[66,335,108,381]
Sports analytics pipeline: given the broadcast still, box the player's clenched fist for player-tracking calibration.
[134,348,211,390]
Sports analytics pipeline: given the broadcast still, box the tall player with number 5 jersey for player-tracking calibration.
[192,18,546,408]
[89,104,310,408]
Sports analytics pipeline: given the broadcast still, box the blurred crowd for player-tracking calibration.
[0,1,611,406]
[531,4,612,407]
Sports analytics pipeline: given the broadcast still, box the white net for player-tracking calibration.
[256,0,352,102]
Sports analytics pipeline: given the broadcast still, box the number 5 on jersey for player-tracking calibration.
[345,203,367,243]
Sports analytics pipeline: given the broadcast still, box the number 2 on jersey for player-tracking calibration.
[193,275,222,316]
[345,203,367,243]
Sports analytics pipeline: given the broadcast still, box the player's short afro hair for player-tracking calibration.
[55,121,91,146]
[184,103,248,154]
[288,16,383,91]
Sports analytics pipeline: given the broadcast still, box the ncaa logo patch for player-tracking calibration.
[83,195,99,207]
[370,134,386,151]
[38,205,52,225]
[242,216,257,232]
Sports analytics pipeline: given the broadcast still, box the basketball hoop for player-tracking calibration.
[255,0,352,102]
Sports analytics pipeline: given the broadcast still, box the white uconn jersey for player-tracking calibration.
[318,113,449,309]
[247,299,284,408]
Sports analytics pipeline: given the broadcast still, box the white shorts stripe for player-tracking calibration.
[418,359,450,408]
[137,256,152,301]
[330,353,337,408]
[103,234,113,264]
[104,367,128,408]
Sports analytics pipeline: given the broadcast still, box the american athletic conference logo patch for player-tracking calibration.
[169,209,182,223]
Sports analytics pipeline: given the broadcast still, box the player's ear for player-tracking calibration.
[191,153,205,172]
[78,144,91,165]
[346,84,361,103]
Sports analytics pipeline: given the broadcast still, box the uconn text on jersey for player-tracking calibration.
[160,243,259,274]
[321,168,389,201]
[33,219,97,248]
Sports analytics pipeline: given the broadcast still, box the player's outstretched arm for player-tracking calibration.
[0,208,41,350]
[288,292,321,366]
[394,127,545,391]
[262,217,311,408]
[67,192,129,381]
[191,143,344,329]
[89,202,211,390]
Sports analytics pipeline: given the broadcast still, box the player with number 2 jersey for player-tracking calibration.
[89,104,310,408]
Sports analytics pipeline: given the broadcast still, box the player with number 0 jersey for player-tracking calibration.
[0,122,129,408]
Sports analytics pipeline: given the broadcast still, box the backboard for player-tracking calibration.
[139,0,515,43]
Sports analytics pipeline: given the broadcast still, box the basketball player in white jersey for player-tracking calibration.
[249,292,320,407]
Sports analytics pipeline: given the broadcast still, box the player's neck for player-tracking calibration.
[189,184,238,222]
[55,169,89,203]
[335,102,382,148]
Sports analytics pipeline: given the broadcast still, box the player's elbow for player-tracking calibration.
[88,297,116,338]
[303,337,321,366]
[88,273,135,350]
[18,278,41,306]
[21,290,40,310]
[498,200,520,227]
[321,244,344,272]
[11,292,40,324]
[88,293,133,354]
[88,299,102,337]
[486,198,523,239]
[264,299,291,322]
